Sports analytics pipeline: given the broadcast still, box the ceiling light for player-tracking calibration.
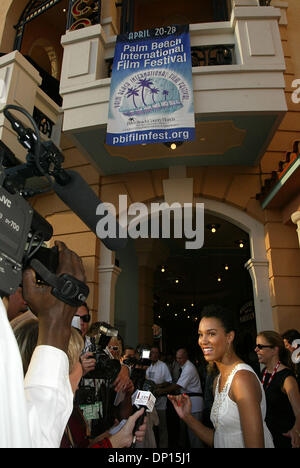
[175,279,179,284]
[191,303,194,307]
[161,266,165,273]
[235,239,247,248]
[225,264,229,271]
[217,277,222,282]
[206,223,220,233]
[164,141,184,150]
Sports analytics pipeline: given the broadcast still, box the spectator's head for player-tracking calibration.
[74,303,91,337]
[256,330,292,368]
[281,329,300,353]
[122,346,135,362]
[150,346,160,364]
[176,348,188,367]
[6,286,28,321]
[13,319,38,374]
[68,328,85,392]
[107,334,123,360]
[13,319,84,392]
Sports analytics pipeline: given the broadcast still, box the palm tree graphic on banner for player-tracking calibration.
[120,76,184,116]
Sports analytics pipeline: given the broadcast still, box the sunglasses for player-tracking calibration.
[75,314,91,323]
[255,344,274,350]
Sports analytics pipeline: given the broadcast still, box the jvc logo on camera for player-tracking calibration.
[0,194,11,208]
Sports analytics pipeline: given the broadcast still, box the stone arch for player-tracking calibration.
[122,195,274,335]
[28,38,59,78]
[0,0,29,52]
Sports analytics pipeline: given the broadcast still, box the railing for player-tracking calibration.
[33,107,55,139]
[119,0,231,34]
[66,0,101,31]
[24,56,62,107]
[105,44,235,77]
[191,45,235,67]
[259,0,272,5]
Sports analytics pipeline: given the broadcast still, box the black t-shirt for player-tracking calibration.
[261,368,296,448]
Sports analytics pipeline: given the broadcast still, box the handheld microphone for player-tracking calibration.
[53,170,128,251]
[130,386,156,447]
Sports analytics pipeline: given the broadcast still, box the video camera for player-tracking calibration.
[86,322,121,382]
[0,104,88,306]
[124,345,153,391]
[123,346,151,368]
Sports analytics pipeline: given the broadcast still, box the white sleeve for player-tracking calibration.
[162,363,172,383]
[24,345,73,448]
[176,369,189,391]
[0,300,32,448]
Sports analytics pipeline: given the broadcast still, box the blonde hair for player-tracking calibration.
[67,328,84,373]
[13,319,39,375]
[13,320,84,375]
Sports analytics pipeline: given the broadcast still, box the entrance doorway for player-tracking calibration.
[153,212,258,370]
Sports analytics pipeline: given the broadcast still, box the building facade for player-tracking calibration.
[0,0,299,348]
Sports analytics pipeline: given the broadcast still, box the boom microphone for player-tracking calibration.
[53,170,127,251]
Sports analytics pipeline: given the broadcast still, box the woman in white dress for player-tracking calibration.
[168,305,274,448]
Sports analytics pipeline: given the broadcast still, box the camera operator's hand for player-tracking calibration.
[109,408,147,448]
[22,241,86,354]
[80,352,96,376]
[114,365,131,393]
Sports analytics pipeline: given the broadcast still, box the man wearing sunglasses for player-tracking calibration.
[75,303,91,338]
[74,303,97,376]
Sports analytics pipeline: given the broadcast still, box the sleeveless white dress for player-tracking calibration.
[210,363,274,448]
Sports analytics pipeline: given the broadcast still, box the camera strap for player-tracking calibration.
[30,258,89,307]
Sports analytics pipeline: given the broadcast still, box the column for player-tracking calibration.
[291,211,300,247]
[0,51,42,159]
[97,244,121,325]
[245,259,274,331]
[135,239,169,344]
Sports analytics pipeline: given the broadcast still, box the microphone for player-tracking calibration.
[130,385,156,447]
[53,170,128,251]
[3,108,36,152]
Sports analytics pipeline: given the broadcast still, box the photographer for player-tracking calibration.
[0,240,86,448]
[75,322,133,439]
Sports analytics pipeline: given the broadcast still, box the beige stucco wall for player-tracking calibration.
[0,0,299,333]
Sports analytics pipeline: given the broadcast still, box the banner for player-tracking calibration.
[106,25,195,146]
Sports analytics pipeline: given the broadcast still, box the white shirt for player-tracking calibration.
[0,298,73,448]
[146,360,172,410]
[177,360,204,413]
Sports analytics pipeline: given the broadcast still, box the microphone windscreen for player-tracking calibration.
[53,170,127,251]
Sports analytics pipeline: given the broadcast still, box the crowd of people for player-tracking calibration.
[1,241,300,448]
